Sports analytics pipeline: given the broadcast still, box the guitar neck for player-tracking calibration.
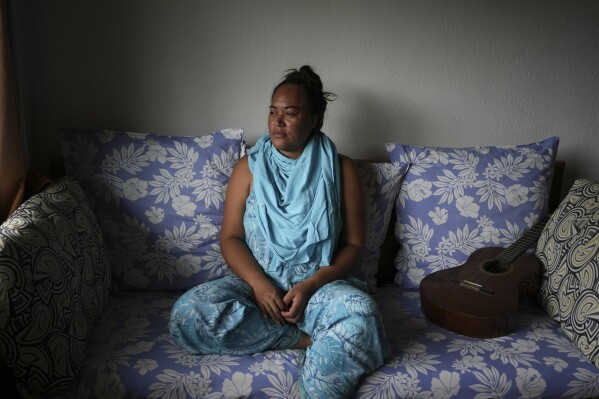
[496,215,550,264]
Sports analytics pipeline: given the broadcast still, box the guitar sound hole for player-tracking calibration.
[483,260,507,274]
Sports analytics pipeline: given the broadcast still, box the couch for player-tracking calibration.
[1,129,598,399]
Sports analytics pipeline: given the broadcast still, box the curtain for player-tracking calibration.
[0,0,26,224]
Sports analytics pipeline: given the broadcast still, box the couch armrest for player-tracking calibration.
[0,178,111,398]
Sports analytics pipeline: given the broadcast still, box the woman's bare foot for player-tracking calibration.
[293,332,312,349]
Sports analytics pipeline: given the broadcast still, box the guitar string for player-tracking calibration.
[461,216,550,289]
[463,218,548,286]
[466,219,547,283]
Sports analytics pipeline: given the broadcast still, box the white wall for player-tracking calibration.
[11,0,599,196]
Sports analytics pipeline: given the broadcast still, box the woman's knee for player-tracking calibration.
[324,283,380,320]
[305,283,381,335]
[169,277,253,351]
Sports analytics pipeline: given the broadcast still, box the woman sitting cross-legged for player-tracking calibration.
[169,65,389,399]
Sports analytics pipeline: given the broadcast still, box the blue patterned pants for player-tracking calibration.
[169,275,389,398]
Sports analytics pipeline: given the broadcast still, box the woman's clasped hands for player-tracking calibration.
[252,277,316,325]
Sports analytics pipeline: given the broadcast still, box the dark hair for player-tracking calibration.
[272,65,336,131]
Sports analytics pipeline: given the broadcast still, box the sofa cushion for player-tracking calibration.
[75,287,599,399]
[355,161,407,291]
[75,290,302,398]
[362,285,599,399]
[60,128,248,290]
[535,178,599,369]
[0,178,111,398]
[386,136,559,289]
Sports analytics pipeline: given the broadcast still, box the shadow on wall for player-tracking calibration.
[338,88,422,161]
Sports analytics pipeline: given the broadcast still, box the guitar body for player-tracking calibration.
[419,247,541,338]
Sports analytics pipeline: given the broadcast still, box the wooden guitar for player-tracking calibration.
[419,217,549,338]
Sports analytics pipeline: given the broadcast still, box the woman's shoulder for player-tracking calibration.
[337,154,361,185]
[237,153,250,165]
[234,154,250,172]
[231,154,252,185]
[338,154,358,171]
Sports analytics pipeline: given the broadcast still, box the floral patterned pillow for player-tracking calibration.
[355,162,407,291]
[0,178,111,398]
[386,136,559,289]
[354,162,406,292]
[535,178,599,369]
[60,128,248,290]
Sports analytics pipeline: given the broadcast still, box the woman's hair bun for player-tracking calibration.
[273,65,336,131]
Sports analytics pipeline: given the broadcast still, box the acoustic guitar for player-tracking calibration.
[419,217,549,338]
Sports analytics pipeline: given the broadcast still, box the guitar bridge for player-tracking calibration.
[450,278,495,295]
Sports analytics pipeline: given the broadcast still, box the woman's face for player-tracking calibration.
[268,84,318,159]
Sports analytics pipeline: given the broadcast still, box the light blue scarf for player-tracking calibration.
[248,131,341,266]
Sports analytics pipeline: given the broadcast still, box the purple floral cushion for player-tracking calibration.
[386,136,559,289]
[355,162,407,291]
[60,128,248,290]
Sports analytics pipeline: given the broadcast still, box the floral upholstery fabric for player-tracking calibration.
[355,161,407,291]
[0,178,111,399]
[75,286,599,398]
[59,128,248,290]
[535,179,599,369]
[386,136,559,289]
[13,133,591,398]
[75,291,302,399]
[363,286,599,399]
